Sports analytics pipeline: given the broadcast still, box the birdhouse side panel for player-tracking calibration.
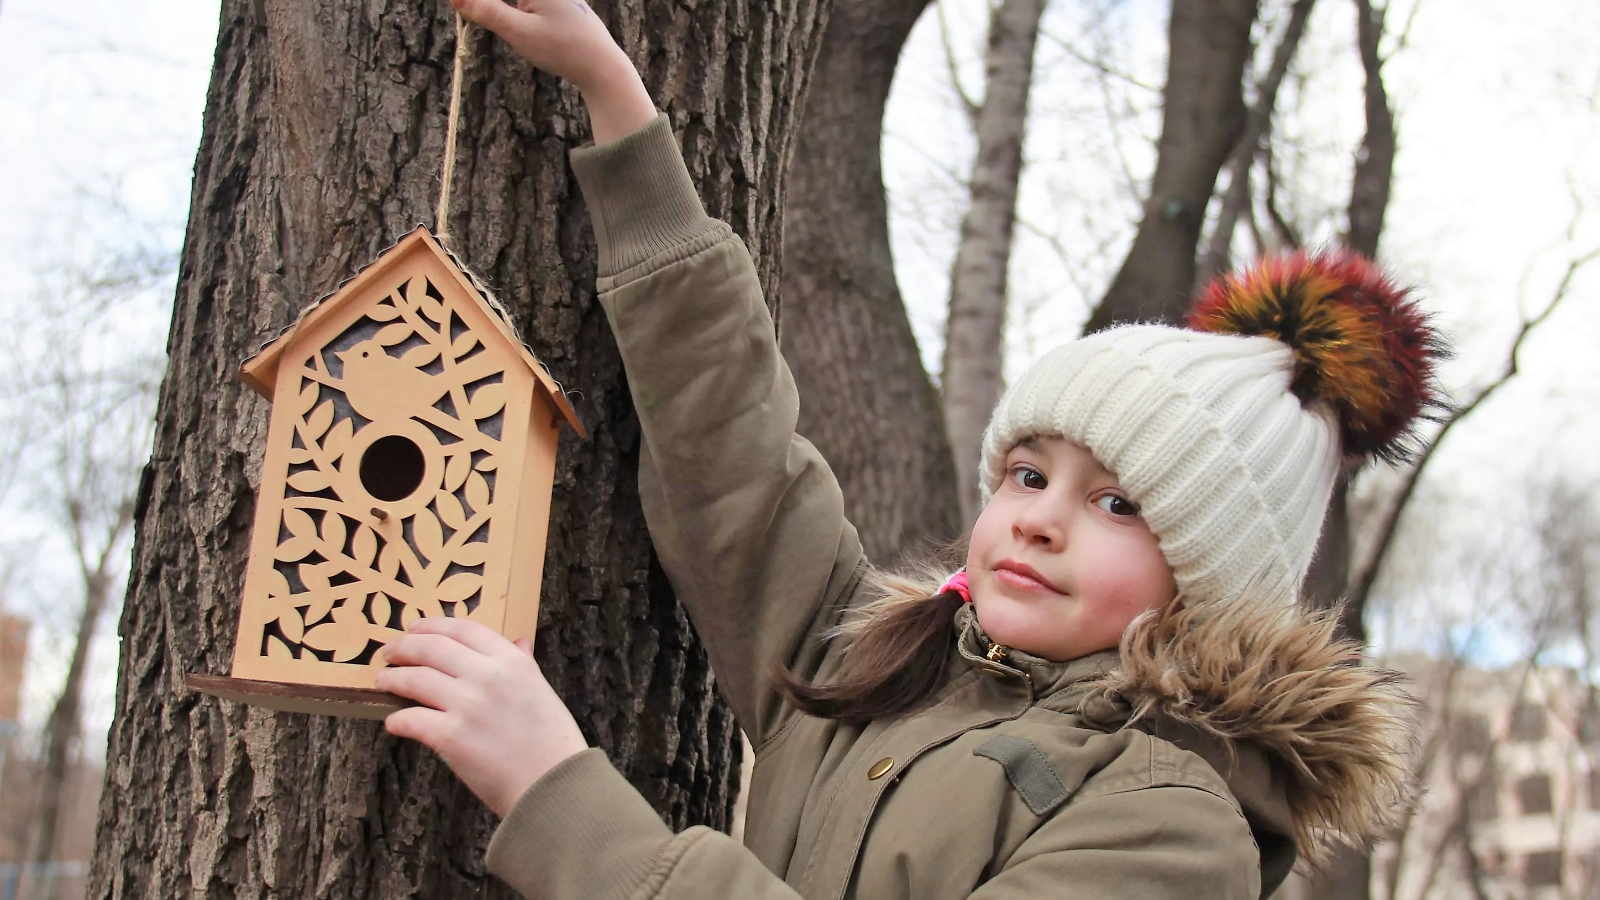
[501,408,562,645]
[231,262,534,689]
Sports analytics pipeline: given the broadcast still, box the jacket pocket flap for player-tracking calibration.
[974,735,1070,816]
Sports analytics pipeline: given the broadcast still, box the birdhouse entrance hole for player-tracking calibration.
[360,434,426,501]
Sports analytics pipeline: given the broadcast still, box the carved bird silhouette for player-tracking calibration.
[335,340,446,421]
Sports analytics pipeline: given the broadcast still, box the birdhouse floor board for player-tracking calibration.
[186,673,413,720]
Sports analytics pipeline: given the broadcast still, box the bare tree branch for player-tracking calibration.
[1348,243,1600,615]
[1037,27,1162,94]
[1263,143,1304,249]
[938,0,982,126]
[1198,0,1318,286]
[1346,0,1396,258]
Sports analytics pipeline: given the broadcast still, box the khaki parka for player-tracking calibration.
[483,116,1416,900]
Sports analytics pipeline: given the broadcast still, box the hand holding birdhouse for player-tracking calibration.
[377,616,587,818]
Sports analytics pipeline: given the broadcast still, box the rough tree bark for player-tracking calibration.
[781,0,962,567]
[86,1,827,897]
[940,0,1049,526]
[1084,0,1261,331]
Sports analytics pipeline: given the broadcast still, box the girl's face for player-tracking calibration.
[965,436,1175,662]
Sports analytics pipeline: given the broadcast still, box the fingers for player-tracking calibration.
[405,615,520,657]
[384,704,452,749]
[451,0,528,36]
[375,663,466,711]
[380,630,484,677]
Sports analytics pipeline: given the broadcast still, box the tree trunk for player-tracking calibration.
[1084,0,1260,332]
[1345,0,1394,262]
[1302,0,1396,636]
[87,1,826,897]
[1196,0,1318,287]
[1305,10,1397,898]
[781,0,962,567]
[940,0,1048,527]
[28,567,115,900]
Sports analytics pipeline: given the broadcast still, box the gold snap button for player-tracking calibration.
[868,757,894,780]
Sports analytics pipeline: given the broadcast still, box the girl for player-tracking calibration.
[375,2,1436,897]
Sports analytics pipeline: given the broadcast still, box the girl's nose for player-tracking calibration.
[1011,496,1067,547]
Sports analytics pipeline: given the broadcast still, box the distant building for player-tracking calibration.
[0,614,27,725]
[0,613,98,900]
[1380,657,1599,899]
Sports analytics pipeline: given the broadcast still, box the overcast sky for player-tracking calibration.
[1,0,1595,741]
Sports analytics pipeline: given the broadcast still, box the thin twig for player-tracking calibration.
[1037,27,1161,94]
[938,0,981,126]
[1349,243,1600,611]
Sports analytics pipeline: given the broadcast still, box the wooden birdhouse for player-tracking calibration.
[188,227,584,718]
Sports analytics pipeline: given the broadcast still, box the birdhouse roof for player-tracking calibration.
[241,227,585,438]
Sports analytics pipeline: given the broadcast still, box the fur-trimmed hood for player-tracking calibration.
[956,595,1418,878]
[1082,599,1421,872]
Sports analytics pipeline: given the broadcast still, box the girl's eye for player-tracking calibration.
[1009,466,1046,490]
[1094,494,1140,517]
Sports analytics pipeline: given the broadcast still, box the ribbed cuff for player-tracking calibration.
[569,113,720,279]
[486,748,675,900]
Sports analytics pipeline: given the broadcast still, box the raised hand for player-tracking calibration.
[450,0,656,143]
[377,616,589,818]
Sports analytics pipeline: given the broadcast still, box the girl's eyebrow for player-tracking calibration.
[1015,436,1042,454]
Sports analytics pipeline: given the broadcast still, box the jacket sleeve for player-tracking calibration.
[485,751,1260,900]
[970,785,1262,899]
[487,749,806,900]
[568,115,865,745]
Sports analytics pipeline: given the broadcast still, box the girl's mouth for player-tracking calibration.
[993,560,1060,593]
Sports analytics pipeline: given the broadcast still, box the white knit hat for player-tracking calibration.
[978,251,1444,607]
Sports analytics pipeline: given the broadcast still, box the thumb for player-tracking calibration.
[514,637,533,656]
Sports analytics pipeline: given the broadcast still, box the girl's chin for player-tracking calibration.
[972,599,1066,652]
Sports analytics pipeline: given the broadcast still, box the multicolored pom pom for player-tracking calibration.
[1187,250,1448,463]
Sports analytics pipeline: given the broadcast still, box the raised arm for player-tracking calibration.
[571,118,864,741]
[453,0,865,742]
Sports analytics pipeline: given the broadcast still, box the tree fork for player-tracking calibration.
[1085,0,1260,332]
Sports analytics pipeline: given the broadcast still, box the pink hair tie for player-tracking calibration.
[939,569,972,603]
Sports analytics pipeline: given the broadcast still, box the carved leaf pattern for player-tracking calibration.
[374,322,413,346]
[304,400,334,440]
[367,301,402,322]
[350,524,378,568]
[323,417,355,462]
[469,383,505,419]
[444,453,470,492]
[413,508,444,562]
[435,490,466,531]
[256,273,510,667]
[401,344,441,368]
[295,381,320,416]
[286,468,332,493]
[466,471,490,513]
[454,541,489,566]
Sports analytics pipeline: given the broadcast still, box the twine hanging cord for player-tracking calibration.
[435,13,470,245]
[429,12,559,396]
